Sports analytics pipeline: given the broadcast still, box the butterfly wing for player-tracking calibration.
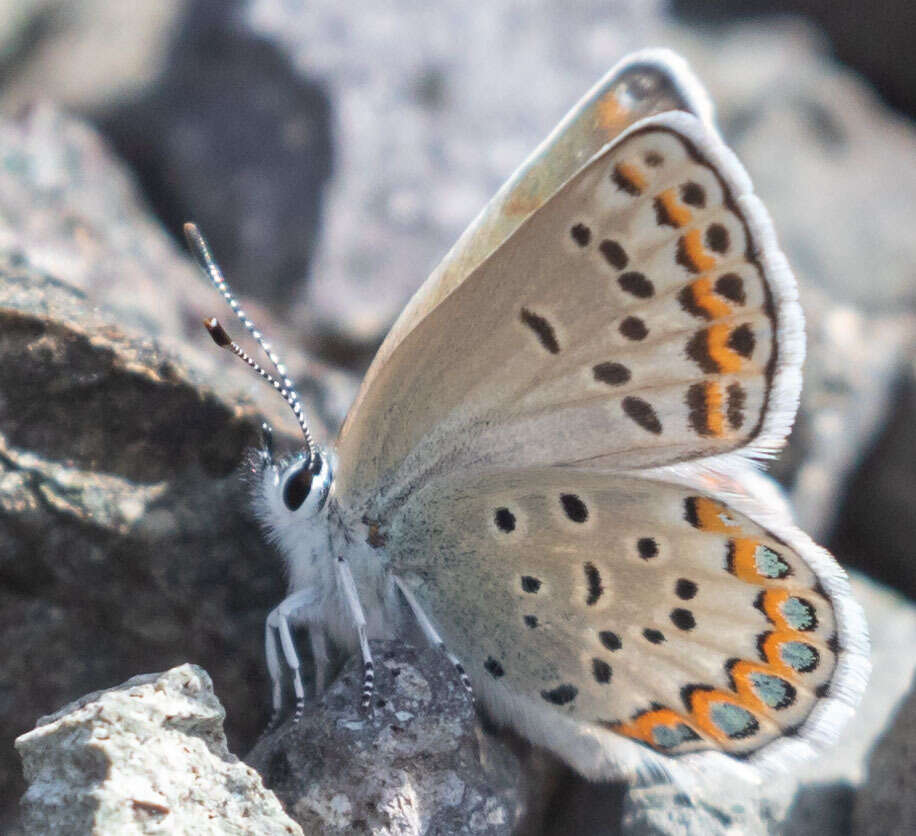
[343,50,718,458]
[336,110,801,515]
[385,468,868,779]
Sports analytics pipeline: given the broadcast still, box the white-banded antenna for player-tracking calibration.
[184,222,314,458]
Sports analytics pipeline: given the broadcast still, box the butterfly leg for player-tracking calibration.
[335,556,375,711]
[394,576,474,696]
[265,587,322,726]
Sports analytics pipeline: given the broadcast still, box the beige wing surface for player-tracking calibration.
[336,111,802,517]
[385,468,868,778]
[343,51,718,440]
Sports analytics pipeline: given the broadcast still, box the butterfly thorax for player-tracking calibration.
[252,443,402,650]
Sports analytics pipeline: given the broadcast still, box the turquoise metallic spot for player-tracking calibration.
[749,672,795,709]
[710,702,758,739]
[754,545,789,578]
[652,723,699,750]
[782,597,816,630]
[781,641,819,672]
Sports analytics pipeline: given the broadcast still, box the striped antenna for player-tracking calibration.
[184,223,314,458]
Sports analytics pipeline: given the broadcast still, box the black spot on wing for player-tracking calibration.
[541,683,578,705]
[617,271,654,298]
[520,308,560,354]
[599,239,629,270]
[670,608,696,630]
[715,273,746,304]
[680,181,706,208]
[684,497,701,528]
[686,382,710,436]
[622,397,662,434]
[494,507,515,533]
[524,615,538,629]
[521,576,542,594]
[726,382,746,430]
[561,494,589,523]
[592,658,612,684]
[705,223,730,253]
[675,579,698,600]
[619,316,648,341]
[727,323,755,358]
[593,362,631,386]
[599,631,621,651]
[570,223,591,246]
[584,562,603,605]
[637,537,658,559]
[484,657,505,678]
[643,628,665,644]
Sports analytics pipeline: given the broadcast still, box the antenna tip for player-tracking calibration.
[204,317,232,348]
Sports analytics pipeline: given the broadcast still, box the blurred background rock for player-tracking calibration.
[0,0,912,833]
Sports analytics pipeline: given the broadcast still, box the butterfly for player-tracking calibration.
[185,48,869,783]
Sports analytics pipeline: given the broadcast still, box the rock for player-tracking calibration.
[246,640,522,835]
[246,0,668,342]
[0,105,354,830]
[15,664,302,834]
[852,674,916,835]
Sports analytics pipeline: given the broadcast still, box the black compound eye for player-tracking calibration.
[283,464,314,511]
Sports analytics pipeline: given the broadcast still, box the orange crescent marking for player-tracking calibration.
[705,380,725,437]
[611,708,701,749]
[728,660,797,717]
[759,588,796,632]
[690,276,732,319]
[687,688,762,743]
[656,188,692,228]
[707,322,745,373]
[682,228,717,273]
[615,161,647,193]
[760,630,808,680]
[730,537,762,583]
[692,496,740,534]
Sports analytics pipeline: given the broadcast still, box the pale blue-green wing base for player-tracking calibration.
[385,468,868,780]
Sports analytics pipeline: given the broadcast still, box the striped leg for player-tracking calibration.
[335,556,375,710]
[394,576,474,696]
[265,587,322,726]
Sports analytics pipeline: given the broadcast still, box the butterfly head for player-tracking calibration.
[254,423,334,522]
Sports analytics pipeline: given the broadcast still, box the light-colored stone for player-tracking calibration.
[15,665,302,835]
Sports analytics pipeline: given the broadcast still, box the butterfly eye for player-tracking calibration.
[283,463,314,511]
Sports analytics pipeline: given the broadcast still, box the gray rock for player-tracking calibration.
[852,674,916,835]
[15,664,303,834]
[0,105,354,829]
[246,640,522,835]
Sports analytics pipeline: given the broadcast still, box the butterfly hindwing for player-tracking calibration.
[337,112,800,515]
[386,468,865,776]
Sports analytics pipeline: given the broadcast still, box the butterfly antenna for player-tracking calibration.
[184,222,315,458]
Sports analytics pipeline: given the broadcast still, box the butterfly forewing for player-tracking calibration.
[387,469,856,766]
[343,51,718,457]
[336,115,796,516]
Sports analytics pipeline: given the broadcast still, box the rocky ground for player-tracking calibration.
[0,0,913,833]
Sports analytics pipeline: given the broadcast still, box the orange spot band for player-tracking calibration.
[689,276,732,319]
[657,188,692,227]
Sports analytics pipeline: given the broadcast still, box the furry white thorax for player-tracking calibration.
[252,444,402,654]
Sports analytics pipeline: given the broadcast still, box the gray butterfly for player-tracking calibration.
[187,49,868,782]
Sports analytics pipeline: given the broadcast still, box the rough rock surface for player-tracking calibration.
[247,640,522,834]
[0,104,353,831]
[852,674,916,836]
[15,664,302,834]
